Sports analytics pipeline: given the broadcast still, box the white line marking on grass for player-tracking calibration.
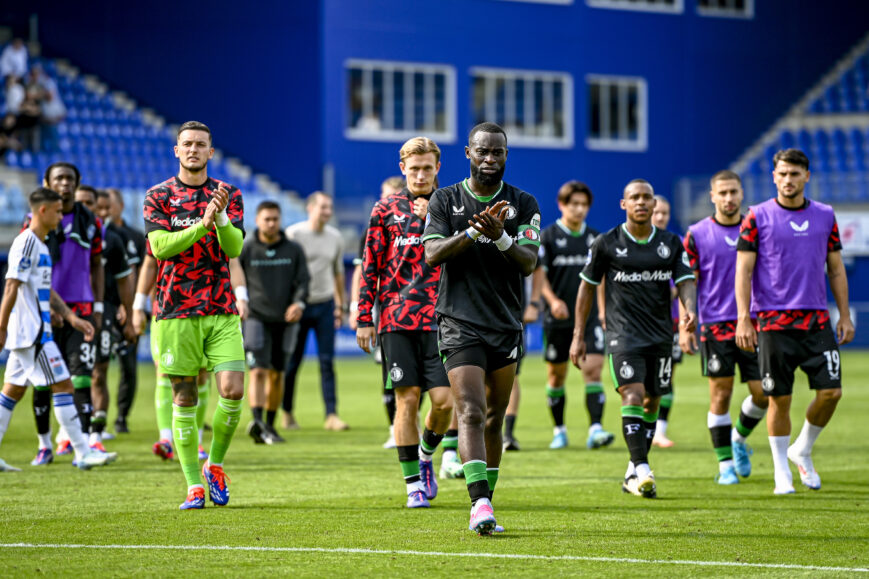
[2,543,867,573]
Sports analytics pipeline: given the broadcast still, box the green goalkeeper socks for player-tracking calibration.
[196,375,211,431]
[209,397,242,464]
[172,404,201,488]
[155,376,173,437]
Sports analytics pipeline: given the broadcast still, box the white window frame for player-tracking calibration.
[696,0,753,19]
[470,67,574,149]
[586,0,683,14]
[345,59,456,143]
[585,74,648,153]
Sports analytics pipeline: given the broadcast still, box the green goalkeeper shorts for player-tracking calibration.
[153,315,245,377]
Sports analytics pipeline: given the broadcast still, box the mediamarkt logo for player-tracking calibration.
[393,236,422,248]
[171,215,202,228]
[613,270,672,282]
[552,255,587,267]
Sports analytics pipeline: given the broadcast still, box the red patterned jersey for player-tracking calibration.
[143,176,244,321]
[357,189,440,333]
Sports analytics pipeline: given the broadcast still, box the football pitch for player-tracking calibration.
[1,352,867,577]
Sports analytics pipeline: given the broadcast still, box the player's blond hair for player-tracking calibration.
[399,137,441,164]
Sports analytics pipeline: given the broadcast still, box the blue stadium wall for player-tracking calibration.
[322,0,869,230]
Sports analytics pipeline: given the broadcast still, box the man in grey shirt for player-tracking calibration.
[284,191,348,431]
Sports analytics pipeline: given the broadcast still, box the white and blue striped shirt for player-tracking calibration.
[5,228,54,349]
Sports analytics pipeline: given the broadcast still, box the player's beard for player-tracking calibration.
[471,162,505,187]
[180,158,209,173]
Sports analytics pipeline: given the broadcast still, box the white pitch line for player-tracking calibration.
[1,543,867,573]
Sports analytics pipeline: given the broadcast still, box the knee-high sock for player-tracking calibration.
[53,393,90,461]
[733,396,766,443]
[383,387,396,426]
[155,376,173,441]
[708,412,733,463]
[585,382,605,427]
[196,376,211,432]
[547,385,566,427]
[71,375,92,435]
[209,397,242,465]
[463,459,489,505]
[622,405,647,469]
[0,393,17,446]
[172,404,201,488]
[32,387,52,447]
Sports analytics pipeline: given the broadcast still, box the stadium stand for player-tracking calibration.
[0,48,306,230]
[676,32,869,227]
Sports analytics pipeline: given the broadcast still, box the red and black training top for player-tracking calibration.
[357,189,440,333]
[143,176,244,321]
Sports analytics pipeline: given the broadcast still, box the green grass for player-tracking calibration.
[0,352,867,577]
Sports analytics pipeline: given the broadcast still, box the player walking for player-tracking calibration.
[357,137,454,509]
[736,149,853,494]
[143,121,246,509]
[681,171,767,484]
[534,181,614,450]
[0,188,112,471]
[570,179,696,499]
[423,122,540,534]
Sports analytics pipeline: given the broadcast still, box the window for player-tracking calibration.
[697,0,753,18]
[470,68,573,148]
[346,60,456,142]
[586,75,647,152]
[587,0,682,14]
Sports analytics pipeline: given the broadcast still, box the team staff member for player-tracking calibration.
[357,137,453,509]
[534,180,614,451]
[144,120,246,510]
[423,122,541,535]
[25,162,104,466]
[570,179,696,499]
[681,170,767,484]
[736,148,854,494]
[284,192,348,431]
[234,200,309,445]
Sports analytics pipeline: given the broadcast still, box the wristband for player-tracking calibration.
[494,231,513,251]
[234,286,249,302]
[216,209,229,227]
[350,301,359,312]
[93,302,104,314]
[133,293,149,311]
[466,226,482,241]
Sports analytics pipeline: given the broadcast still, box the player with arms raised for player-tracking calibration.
[144,121,246,510]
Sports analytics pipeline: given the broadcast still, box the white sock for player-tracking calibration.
[188,483,204,492]
[742,396,767,419]
[88,431,102,445]
[588,422,602,435]
[554,425,567,435]
[419,448,434,462]
[634,462,651,479]
[790,419,823,457]
[442,449,457,463]
[624,461,636,479]
[707,412,731,428]
[53,394,89,460]
[719,459,734,473]
[656,419,669,438]
[38,431,52,450]
[56,423,69,443]
[160,428,172,441]
[406,480,424,494]
[768,435,792,488]
[0,404,13,446]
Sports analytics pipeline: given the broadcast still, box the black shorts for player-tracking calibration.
[380,331,448,391]
[438,316,523,374]
[243,317,297,370]
[96,303,127,364]
[608,345,672,397]
[700,328,760,382]
[56,312,95,377]
[758,327,841,396]
[544,321,604,364]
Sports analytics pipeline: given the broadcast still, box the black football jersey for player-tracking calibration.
[539,220,599,330]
